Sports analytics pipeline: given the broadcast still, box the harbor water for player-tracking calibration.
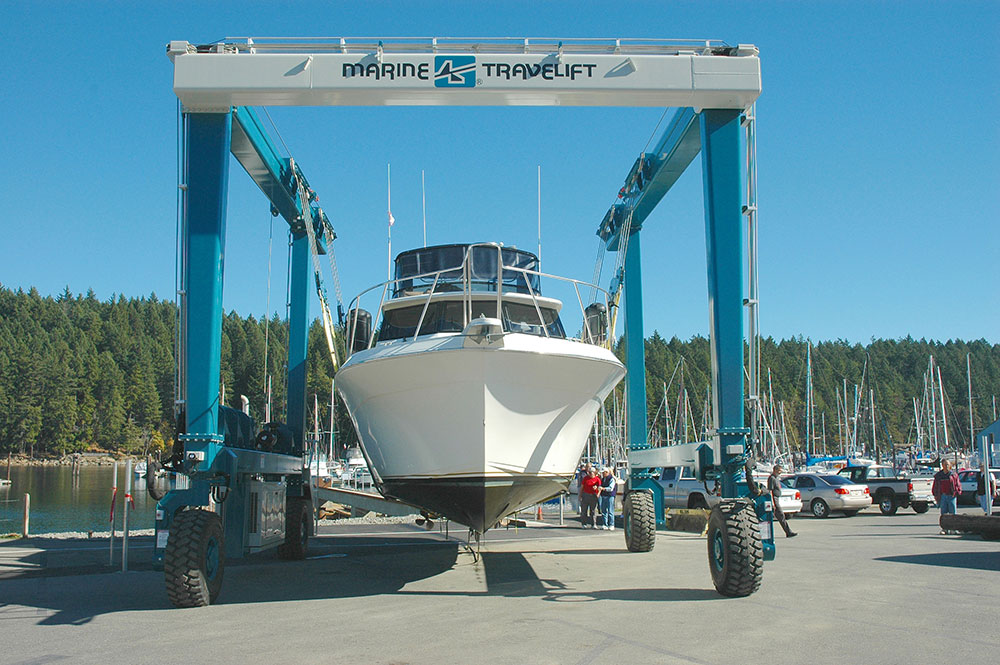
[0,465,156,535]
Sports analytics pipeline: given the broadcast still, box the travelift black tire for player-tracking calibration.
[623,491,656,552]
[164,509,225,608]
[707,500,763,597]
[278,496,312,560]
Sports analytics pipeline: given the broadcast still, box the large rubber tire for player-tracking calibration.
[877,493,898,515]
[707,500,763,597]
[912,502,930,514]
[164,509,225,608]
[277,496,312,560]
[623,491,656,552]
[811,499,830,519]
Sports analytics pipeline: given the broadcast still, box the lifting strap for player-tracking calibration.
[292,161,340,371]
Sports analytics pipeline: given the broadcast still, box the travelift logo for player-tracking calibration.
[434,56,476,87]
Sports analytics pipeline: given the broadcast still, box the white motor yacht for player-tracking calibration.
[335,243,625,532]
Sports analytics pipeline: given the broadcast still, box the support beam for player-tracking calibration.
[624,230,647,451]
[597,108,701,249]
[700,108,746,498]
[286,231,311,453]
[182,112,231,463]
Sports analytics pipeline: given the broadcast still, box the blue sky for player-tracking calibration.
[1,1,997,343]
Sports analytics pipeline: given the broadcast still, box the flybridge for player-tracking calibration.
[167,37,761,110]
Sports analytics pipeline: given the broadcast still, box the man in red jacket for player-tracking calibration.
[932,459,962,534]
[580,467,601,528]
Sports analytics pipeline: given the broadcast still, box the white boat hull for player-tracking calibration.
[336,333,624,531]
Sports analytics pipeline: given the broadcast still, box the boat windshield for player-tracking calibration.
[379,299,565,342]
[393,244,540,297]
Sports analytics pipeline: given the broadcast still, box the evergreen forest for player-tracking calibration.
[1,286,998,459]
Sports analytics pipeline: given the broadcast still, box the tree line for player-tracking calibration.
[0,286,997,458]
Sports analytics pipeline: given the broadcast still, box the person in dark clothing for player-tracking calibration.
[767,465,797,538]
[975,465,998,515]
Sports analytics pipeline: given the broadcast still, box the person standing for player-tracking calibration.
[598,467,617,531]
[767,465,797,538]
[932,459,962,534]
[975,464,997,515]
[580,467,601,528]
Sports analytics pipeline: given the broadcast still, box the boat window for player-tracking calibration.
[393,245,540,296]
[502,302,566,338]
[379,302,466,341]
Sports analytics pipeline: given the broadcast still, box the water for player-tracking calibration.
[0,465,157,535]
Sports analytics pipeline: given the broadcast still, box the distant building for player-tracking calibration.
[978,418,1000,467]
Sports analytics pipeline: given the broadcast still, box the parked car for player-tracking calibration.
[787,473,871,518]
[957,469,1000,506]
[837,464,934,515]
[778,477,803,516]
[653,466,802,516]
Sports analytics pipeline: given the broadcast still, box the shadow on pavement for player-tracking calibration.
[875,551,1000,571]
[0,531,723,626]
[0,536,460,625]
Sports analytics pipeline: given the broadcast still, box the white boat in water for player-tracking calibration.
[336,243,625,532]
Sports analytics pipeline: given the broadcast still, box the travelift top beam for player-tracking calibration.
[167,38,760,110]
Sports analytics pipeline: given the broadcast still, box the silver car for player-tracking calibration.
[789,473,871,518]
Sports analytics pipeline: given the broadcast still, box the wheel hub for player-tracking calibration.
[711,529,725,571]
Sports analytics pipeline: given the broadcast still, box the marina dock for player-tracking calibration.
[1,508,996,664]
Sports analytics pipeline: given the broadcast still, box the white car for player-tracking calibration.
[777,478,803,516]
[957,469,1000,506]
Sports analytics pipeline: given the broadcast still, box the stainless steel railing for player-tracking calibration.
[345,243,613,358]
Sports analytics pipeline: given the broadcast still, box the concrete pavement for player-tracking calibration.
[0,506,997,664]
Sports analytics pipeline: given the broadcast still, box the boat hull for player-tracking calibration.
[336,333,624,531]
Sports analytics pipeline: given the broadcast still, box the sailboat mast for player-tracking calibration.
[937,365,950,461]
[870,389,877,463]
[967,353,974,456]
[806,343,812,460]
[928,357,939,457]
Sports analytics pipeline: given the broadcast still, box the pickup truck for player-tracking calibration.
[654,466,802,515]
[837,464,934,515]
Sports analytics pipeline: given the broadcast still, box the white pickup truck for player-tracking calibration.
[654,466,802,515]
[837,464,934,515]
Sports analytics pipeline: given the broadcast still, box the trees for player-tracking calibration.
[0,284,996,457]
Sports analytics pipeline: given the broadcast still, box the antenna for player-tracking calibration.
[422,170,427,248]
[387,163,393,280]
[537,165,542,263]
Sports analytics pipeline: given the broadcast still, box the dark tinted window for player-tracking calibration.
[379,302,466,341]
[795,476,815,489]
[379,300,565,341]
[393,245,540,296]
[820,475,851,486]
[502,302,565,338]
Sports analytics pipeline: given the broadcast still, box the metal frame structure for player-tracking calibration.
[155,106,333,580]
[161,36,767,603]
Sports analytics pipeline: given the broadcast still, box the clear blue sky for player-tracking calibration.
[1,2,997,343]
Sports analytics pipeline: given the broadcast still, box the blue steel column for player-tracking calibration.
[183,112,232,463]
[700,109,746,499]
[624,229,648,452]
[286,230,310,453]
